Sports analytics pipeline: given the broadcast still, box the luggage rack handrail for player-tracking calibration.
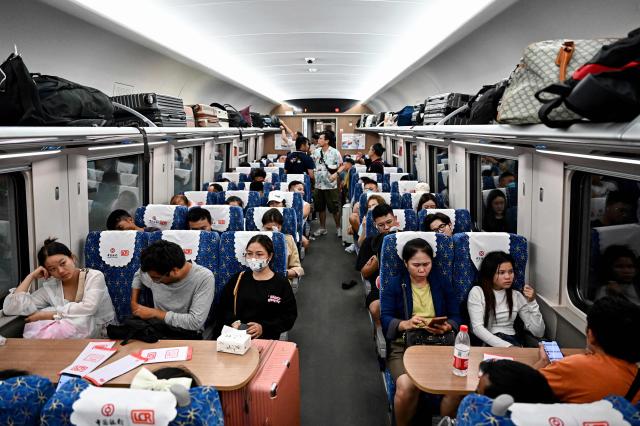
[0,126,279,151]
[357,121,640,151]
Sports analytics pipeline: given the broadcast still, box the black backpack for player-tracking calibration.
[467,80,509,124]
[0,53,113,126]
[536,27,640,127]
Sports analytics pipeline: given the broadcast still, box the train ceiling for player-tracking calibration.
[44,0,515,104]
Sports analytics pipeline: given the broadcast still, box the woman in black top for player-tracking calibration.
[215,235,297,340]
[483,189,512,232]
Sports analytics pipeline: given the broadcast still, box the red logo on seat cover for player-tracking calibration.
[479,250,485,256]
[548,418,564,426]
[132,410,155,424]
[121,250,129,256]
[101,403,115,417]
[110,248,116,254]
[184,249,192,255]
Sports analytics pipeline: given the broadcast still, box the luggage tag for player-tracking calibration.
[140,346,192,364]
[84,353,148,386]
[59,341,117,376]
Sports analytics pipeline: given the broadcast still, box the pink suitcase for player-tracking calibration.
[221,339,300,426]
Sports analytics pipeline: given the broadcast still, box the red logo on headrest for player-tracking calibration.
[132,410,155,424]
[101,403,115,417]
[121,250,129,256]
[160,220,168,226]
[184,249,192,255]
[218,220,226,225]
[110,248,116,254]
[548,418,564,426]
[479,250,485,257]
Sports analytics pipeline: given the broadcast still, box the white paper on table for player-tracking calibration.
[140,347,193,364]
[483,353,514,361]
[84,354,147,386]
[59,341,118,376]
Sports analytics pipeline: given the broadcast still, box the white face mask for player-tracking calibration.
[247,258,268,272]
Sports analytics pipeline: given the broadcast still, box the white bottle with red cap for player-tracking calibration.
[452,325,470,376]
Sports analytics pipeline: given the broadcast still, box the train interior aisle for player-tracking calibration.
[1,0,640,425]
[290,222,389,426]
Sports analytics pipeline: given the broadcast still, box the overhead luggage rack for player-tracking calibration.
[357,120,640,152]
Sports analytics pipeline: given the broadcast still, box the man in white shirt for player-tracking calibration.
[311,131,343,237]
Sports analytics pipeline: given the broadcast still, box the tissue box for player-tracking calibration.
[216,326,251,355]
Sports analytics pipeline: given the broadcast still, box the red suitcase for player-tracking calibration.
[221,339,300,426]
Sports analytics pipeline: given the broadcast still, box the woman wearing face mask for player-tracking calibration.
[214,235,297,340]
[261,208,304,283]
[3,238,116,338]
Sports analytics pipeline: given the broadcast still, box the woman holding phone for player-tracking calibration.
[467,251,545,347]
[380,238,460,426]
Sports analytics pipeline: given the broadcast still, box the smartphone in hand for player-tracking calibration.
[542,341,564,362]
[427,316,448,327]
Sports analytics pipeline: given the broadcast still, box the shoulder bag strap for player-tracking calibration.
[625,367,640,402]
[401,281,410,321]
[233,271,245,317]
[74,269,87,303]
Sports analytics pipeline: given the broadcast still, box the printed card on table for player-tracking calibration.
[59,341,117,376]
[140,346,192,364]
[84,354,147,386]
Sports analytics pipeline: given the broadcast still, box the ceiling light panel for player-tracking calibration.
[53,0,514,101]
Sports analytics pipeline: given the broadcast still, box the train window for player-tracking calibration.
[390,138,401,167]
[568,172,640,311]
[0,173,28,304]
[405,141,417,176]
[88,155,144,231]
[174,146,200,194]
[477,155,518,232]
[430,146,449,207]
[238,138,249,160]
[214,143,229,181]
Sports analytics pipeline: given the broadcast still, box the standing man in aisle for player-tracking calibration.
[285,136,315,179]
[312,131,343,237]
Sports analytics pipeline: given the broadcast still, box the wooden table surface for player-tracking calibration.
[0,339,260,390]
[403,346,584,395]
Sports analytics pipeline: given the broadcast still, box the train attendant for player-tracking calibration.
[3,238,116,338]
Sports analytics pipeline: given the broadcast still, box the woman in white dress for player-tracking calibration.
[467,251,545,347]
[3,238,116,338]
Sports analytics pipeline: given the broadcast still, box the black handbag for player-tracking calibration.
[467,80,509,124]
[0,53,113,126]
[107,317,202,345]
[401,282,455,347]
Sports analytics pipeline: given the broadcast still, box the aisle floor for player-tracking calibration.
[288,221,389,426]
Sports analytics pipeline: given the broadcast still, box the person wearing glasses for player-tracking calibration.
[467,251,544,347]
[130,240,215,335]
[214,235,297,339]
[591,190,638,227]
[424,212,453,237]
[356,204,399,326]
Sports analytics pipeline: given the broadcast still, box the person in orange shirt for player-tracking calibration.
[534,296,640,404]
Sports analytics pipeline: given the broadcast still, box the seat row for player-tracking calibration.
[0,374,224,426]
[85,230,289,322]
[204,173,312,203]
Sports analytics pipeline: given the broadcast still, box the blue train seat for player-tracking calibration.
[85,230,148,322]
[199,205,244,232]
[0,375,54,426]
[135,205,188,230]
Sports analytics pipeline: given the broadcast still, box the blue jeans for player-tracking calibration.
[494,332,522,347]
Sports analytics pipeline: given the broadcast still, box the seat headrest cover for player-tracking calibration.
[201,205,232,232]
[225,191,250,206]
[395,232,438,259]
[594,223,640,256]
[184,191,208,207]
[509,399,627,426]
[161,231,201,262]
[71,386,177,426]
[466,232,510,270]
[143,205,177,231]
[99,231,137,267]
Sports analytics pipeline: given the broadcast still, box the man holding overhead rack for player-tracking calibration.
[311,131,343,237]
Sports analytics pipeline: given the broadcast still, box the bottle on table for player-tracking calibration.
[452,325,470,377]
